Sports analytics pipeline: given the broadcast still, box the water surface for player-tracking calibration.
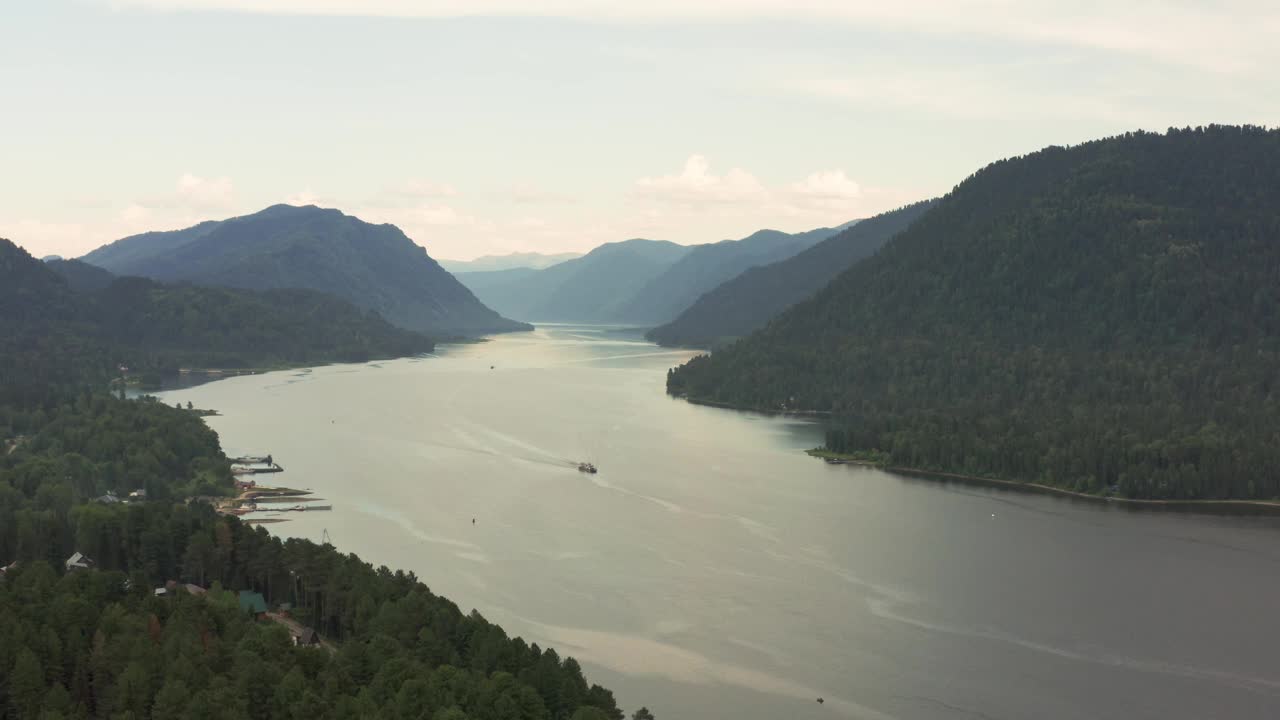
[161,325,1280,720]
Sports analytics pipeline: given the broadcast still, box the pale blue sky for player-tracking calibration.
[3,1,1276,259]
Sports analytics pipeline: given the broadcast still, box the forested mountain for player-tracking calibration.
[81,205,530,337]
[0,238,631,719]
[439,251,582,273]
[458,239,692,323]
[668,126,1280,501]
[611,225,843,324]
[44,258,118,293]
[456,223,845,324]
[1,238,433,395]
[648,202,934,347]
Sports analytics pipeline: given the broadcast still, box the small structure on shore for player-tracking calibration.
[65,552,95,572]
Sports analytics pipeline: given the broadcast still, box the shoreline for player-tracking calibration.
[813,450,1280,512]
[679,394,832,418]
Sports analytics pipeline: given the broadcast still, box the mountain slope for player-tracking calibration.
[648,201,934,347]
[668,126,1280,501]
[613,225,844,325]
[45,257,118,292]
[1,238,433,396]
[459,239,692,322]
[439,251,581,273]
[81,205,529,336]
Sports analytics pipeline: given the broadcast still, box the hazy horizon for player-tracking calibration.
[4,1,1277,260]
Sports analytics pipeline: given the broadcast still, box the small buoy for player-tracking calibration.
[991,513,996,517]
[816,697,824,704]
[472,518,476,524]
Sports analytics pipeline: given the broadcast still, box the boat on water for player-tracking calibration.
[577,462,597,474]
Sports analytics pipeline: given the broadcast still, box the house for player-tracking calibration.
[128,489,147,501]
[0,561,16,583]
[238,590,268,618]
[65,552,95,572]
[94,492,121,505]
[154,587,168,597]
[266,611,322,647]
[293,627,321,647]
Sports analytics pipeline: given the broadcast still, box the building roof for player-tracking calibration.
[238,590,268,614]
[65,552,94,570]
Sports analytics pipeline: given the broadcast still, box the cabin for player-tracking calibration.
[94,492,121,505]
[292,627,321,647]
[128,489,147,501]
[65,552,95,572]
[238,590,268,619]
[267,611,322,647]
[0,561,16,583]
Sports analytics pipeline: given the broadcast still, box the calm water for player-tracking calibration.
[159,326,1280,720]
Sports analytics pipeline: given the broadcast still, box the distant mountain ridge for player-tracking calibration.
[438,251,582,273]
[648,201,935,347]
[81,205,530,337]
[611,225,845,324]
[458,239,691,322]
[456,222,848,324]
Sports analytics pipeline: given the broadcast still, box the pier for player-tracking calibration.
[230,454,273,465]
[203,453,336,522]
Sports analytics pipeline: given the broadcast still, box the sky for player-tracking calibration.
[3,1,1277,261]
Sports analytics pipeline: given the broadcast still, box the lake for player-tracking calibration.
[159,325,1280,720]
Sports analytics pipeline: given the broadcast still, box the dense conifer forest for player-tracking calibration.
[0,239,632,719]
[668,126,1280,501]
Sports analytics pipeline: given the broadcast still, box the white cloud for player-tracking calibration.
[285,189,324,206]
[636,155,768,207]
[174,172,235,208]
[634,155,893,221]
[3,174,244,257]
[99,1,1280,74]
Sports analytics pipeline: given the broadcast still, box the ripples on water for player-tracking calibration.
[161,325,1280,720]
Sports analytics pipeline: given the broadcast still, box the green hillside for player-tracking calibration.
[1,239,433,396]
[667,126,1280,501]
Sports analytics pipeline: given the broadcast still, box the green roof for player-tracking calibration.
[238,590,267,614]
